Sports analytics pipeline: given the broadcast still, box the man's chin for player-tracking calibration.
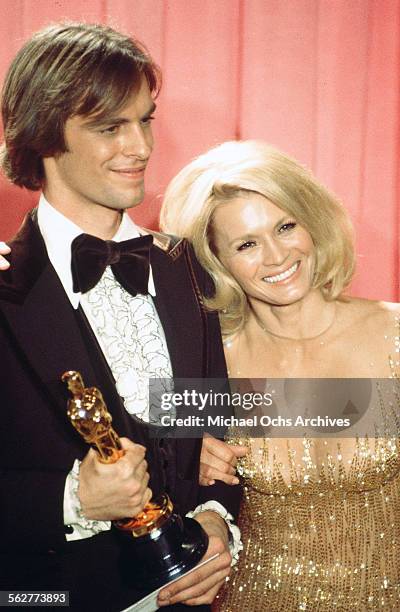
[125,187,145,209]
[108,193,145,211]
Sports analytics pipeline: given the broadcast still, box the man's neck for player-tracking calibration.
[42,188,123,240]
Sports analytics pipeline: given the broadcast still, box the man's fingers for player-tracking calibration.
[179,577,226,606]
[78,438,151,519]
[160,540,228,596]
[0,242,11,253]
[0,245,10,269]
[160,569,228,606]
[158,550,231,606]
[130,483,152,516]
[120,438,148,470]
[119,437,146,453]
[132,464,149,491]
[143,487,152,507]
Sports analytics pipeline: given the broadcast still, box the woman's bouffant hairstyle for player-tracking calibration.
[0,22,160,190]
[160,141,355,336]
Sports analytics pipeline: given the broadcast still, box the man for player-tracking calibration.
[0,23,240,611]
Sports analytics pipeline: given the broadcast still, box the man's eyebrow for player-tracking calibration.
[83,116,126,128]
[83,102,157,128]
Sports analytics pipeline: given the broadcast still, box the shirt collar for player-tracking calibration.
[37,194,156,309]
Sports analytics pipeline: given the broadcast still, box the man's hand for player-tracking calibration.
[157,511,231,607]
[78,437,152,520]
[0,242,10,270]
[200,433,248,486]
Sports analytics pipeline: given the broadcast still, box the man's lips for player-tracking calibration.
[111,166,146,178]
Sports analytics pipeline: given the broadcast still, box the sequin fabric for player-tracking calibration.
[215,325,400,611]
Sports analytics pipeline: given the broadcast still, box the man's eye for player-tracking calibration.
[237,240,256,251]
[141,115,155,126]
[278,221,297,233]
[100,125,118,134]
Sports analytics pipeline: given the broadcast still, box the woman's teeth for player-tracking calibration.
[263,261,299,284]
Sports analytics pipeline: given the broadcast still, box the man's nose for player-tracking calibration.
[122,125,153,160]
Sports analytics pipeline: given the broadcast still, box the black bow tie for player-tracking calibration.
[71,233,153,295]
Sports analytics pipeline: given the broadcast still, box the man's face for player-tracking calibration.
[43,78,155,224]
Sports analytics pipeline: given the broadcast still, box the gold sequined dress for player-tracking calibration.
[215,377,400,611]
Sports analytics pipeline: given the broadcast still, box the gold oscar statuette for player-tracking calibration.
[62,370,208,590]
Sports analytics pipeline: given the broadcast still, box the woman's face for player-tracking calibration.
[212,192,316,307]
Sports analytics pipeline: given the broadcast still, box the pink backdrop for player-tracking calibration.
[0,0,399,300]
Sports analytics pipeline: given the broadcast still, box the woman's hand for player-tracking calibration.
[200,433,247,486]
[0,242,10,269]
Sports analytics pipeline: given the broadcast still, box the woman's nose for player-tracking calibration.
[261,238,288,267]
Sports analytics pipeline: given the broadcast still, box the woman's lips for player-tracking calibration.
[262,261,300,284]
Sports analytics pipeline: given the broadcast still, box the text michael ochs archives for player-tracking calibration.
[157,389,350,430]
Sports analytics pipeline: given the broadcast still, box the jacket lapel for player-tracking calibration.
[0,212,110,416]
[150,243,204,379]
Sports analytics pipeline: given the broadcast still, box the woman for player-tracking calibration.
[160,141,400,610]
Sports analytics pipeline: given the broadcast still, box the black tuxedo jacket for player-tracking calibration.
[0,210,240,611]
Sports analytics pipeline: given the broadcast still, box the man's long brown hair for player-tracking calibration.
[0,22,160,190]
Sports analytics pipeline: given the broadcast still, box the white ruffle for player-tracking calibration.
[80,267,173,422]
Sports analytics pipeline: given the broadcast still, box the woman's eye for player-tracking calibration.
[278,221,297,233]
[237,240,256,251]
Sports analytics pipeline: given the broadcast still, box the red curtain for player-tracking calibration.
[0,0,398,300]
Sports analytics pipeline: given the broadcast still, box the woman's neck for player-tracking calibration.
[247,290,337,341]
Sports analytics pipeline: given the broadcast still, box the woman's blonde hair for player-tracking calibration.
[160,141,355,336]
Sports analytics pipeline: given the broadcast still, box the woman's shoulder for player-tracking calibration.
[339,296,400,323]
[338,296,400,346]
[334,297,399,376]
